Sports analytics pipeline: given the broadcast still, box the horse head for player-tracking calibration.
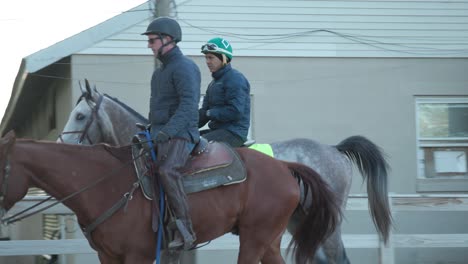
[0,131,16,219]
[59,79,112,145]
[60,80,148,146]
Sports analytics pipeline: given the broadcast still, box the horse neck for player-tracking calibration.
[12,140,133,222]
[101,98,143,146]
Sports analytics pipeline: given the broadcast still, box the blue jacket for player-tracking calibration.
[149,46,201,143]
[199,64,250,141]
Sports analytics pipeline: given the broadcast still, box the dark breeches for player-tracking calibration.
[200,129,244,147]
[156,139,194,232]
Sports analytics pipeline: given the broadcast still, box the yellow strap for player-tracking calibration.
[248,144,274,158]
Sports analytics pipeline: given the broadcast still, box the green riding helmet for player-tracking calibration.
[201,37,233,61]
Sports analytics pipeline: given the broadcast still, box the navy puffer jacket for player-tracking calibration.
[199,64,250,141]
[149,46,201,143]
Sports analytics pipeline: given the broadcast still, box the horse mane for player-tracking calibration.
[100,144,133,163]
[16,139,132,163]
[103,94,148,124]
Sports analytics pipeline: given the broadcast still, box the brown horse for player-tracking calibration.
[0,131,341,264]
[60,82,392,263]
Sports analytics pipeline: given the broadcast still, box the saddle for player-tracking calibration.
[131,136,247,200]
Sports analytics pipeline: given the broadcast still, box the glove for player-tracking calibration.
[199,109,209,128]
[154,131,170,144]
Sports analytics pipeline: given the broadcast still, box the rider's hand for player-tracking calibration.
[199,109,209,128]
[154,131,170,144]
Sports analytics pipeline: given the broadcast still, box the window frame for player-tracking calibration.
[415,97,468,192]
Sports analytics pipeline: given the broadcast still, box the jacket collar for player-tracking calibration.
[159,46,182,65]
[212,63,232,80]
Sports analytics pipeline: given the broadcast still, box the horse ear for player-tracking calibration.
[85,79,92,96]
[79,79,93,101]
[93,84,102,97]
[78,80,91,100]
[79,80,86,94]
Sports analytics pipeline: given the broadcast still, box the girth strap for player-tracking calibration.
[82,182,139,248]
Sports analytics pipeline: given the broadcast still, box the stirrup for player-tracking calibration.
[169,219,195,250]
[168,232,184,250]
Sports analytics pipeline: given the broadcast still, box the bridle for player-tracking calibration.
[0,139,144,232]
[0,144,55,223]
[0,90,144,244]
[0,94,105,221]
[58,94,104,144]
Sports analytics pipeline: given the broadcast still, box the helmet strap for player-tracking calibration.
[222,54,228,65]
[156,34,176,58]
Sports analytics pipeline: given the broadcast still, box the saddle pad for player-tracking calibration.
[182,144,246,194]
[181,141,234,175]
[132,142,246,199]
[249,143,274,158]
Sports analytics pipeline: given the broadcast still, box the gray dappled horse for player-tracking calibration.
[59,82,391,264]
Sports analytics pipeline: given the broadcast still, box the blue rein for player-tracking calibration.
[139,130,165,264]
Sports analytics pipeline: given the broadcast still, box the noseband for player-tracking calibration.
[58,94,104,144]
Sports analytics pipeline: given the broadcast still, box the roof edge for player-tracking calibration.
[0,59,28,136]
[25,2,153,73]
[0,2,153,135]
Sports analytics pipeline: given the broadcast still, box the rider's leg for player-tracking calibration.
[156,139,196,250]
[201,129,244,147]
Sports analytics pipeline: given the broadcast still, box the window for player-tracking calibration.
[416,98,468,191]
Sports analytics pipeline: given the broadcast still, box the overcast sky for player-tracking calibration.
[0,0,147,122]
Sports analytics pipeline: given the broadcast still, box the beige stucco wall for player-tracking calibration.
[3,54,467,264]
[0,54,446,264]
[65,54,468,264]
[71,54,468,194]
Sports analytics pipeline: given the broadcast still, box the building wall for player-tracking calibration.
[4,1,467,262]
[7,53,465,264]
[2,56,466,264]
[65,54,468,263]
[53,76,73,140]
[71,54,468,194]
[11,65,72,141]
[81,1,468,58]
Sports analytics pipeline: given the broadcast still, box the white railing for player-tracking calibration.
[1,194,467,264]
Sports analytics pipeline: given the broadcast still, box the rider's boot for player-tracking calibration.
[168,219,196,250]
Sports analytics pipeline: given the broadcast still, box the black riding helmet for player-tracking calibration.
[142,17,182,43]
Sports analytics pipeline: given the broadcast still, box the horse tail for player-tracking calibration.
[286,162,342,264]
[336,135,392,242]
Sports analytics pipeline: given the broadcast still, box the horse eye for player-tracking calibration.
[76,113,85,120]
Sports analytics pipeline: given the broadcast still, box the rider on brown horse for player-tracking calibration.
[142,17,201,250]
